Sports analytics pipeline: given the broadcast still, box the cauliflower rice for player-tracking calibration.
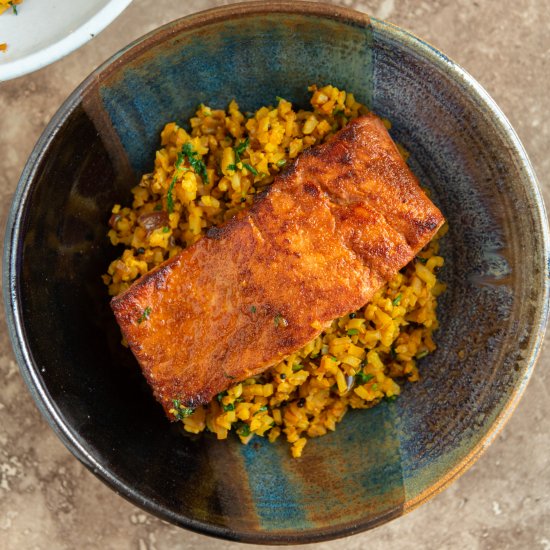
[104,85,446,458]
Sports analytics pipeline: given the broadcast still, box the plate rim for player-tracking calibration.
[0,0,133,81]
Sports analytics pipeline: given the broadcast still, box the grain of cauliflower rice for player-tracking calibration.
[104,85,447,458]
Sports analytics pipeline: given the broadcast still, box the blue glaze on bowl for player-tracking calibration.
[99,11,374,176]
[3,2,549,544]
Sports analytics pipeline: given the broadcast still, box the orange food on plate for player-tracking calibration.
[0,0,22,16]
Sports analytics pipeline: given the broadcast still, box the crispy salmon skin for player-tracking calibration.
[111,114,444,416]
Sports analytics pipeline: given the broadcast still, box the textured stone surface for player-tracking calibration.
[0,0,549,548]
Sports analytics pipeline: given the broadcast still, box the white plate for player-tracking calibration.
[0,0,132,81]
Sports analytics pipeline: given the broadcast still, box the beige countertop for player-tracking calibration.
[1,0,549,548]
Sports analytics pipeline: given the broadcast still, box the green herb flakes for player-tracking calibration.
[236,421,251,437]
[347,328,359,336]
[182,142,208,183]
[355,372,374,385]
[167,151,185,213]
[392,293,402,306]
[167,143,208,213]
[171,399,194,420]
[274,313,288,328]
[242,163,258,176]
[250,305,257,313]
[233,138,249,163]
[137,306,152,324]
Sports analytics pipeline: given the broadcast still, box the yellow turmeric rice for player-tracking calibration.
[104,85,446,458]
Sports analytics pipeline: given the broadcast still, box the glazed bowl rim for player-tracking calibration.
[3,1,549,544]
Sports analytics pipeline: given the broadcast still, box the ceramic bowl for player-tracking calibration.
[0,0,132,81]
[3,2,549,544]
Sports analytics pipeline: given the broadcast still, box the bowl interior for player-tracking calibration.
[6,4,548,544]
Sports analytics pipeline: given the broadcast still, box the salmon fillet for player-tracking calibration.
[111,114,445,416]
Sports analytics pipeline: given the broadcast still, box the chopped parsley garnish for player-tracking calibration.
[242,163,258,176]
[255,405,268,414]
[275,96,286,103]
[216,391,227,403]
[236,422,251,437]
[276,159,287,168]
[385,395,398,402]
[372,383,379,391]
[330,356,338,362]
[227,163,237,172]
[222,403,235,412]
[10,2,18,15]
[167,151,186,213]
[250,305,257,313]
[416,350,429,359]
[347,328,359,336]
[137,306,152,324]
[167,143,208,213]
[170,399,194,420]
[392,294,402,306]
[154,203,163,211]
[333,108,345,116]
[274,313,288,328]
[162,226,170,233]
[182,142,208,182]
[292,363,303,371]
[233,138,249,163]
[417,257,428,264]
[355,372,374,385]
